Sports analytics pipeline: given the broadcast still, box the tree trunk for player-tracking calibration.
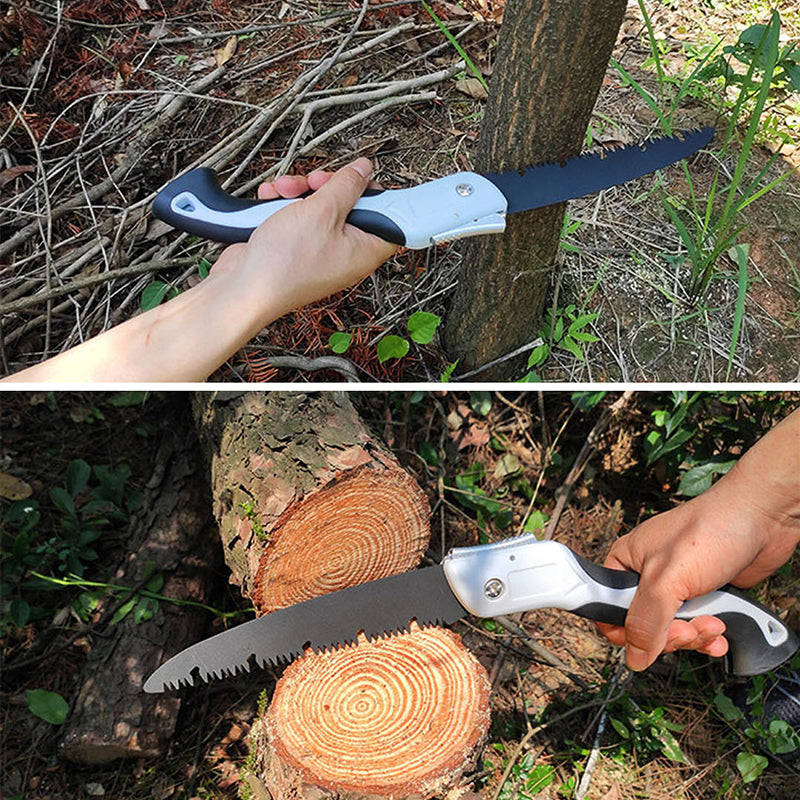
[444,0,628,379]
[60,415,220,764]
[193,392,491,798]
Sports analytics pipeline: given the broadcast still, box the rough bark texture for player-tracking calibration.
[192,392,431,611]
[60,414,220,764]
[444,0,628,378]
[245,625,491,800]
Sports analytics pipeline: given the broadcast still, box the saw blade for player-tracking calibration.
[484,127,714,214]
[143,566,467,693]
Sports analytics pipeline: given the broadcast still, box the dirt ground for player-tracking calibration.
[1,1,797,381]
[2,390,799,799]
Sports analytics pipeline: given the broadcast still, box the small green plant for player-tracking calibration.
[240,499,267,543]
[643,390,701,467]
[608,696,687,764]
[523,304,599,380]
[614,6,794,303]
[26,688,69,725]
[713,680,800,784]
[1,459,139,633]
[331,312,443,364]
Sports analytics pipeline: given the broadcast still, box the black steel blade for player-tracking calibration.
[484,127,714,214]
[143,566,467,693]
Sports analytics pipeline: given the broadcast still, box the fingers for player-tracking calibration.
[257,162,383,204]
[596,613,728,666]
[307,157,374,227]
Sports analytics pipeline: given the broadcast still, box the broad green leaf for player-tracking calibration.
[65,460,91,498]
[610,717,630,739]
[376,335,409,363]
[567,312,598,335]
[419,441,439,467]
[470,391,492,416]
[328,332,353,354]
[736,752,768,783]
[655,727,688,763]
[50,487,76,517]
[111,597,137,626]
[678,460,736,497]
[140,281,170,311]
[407,311,441,344]
[9,596,31,627]
[713,689,743,722]
[571,391,606,412]
[523,510,550,537]
[527,344,549,368]
[27,689,69,725]
[766,719,800,754]
[134,597,159,625]
[560,336,585,361]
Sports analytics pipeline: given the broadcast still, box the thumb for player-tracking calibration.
[623,576,684,671]
[308,158,373,227]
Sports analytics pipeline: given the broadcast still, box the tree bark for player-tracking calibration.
[444,0,628,379]
[60,414,220,764]
[193,392,491,798]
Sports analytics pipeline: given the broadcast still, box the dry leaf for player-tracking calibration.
[148,21,167,39]
[0,165,35,189]
[493,452,521,479]
[451,421,490,450]
[342,71,359,87]
[454,77,488,100]
[214,36,238,67]
[0,472,33,501]
[438,1,472,17]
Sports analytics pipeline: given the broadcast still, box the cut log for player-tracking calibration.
[193,392,491,797]
[246,624,491,800]
[60,411,220,764]
[192,392,431,610]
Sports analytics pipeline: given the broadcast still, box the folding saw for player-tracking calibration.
[152,127,714,247]
[144,534,797,693]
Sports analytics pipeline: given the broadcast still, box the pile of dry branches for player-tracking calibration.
[0,0,483,379]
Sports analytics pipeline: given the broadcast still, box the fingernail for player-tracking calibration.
[626,645,651,672]
[351,158,372,179]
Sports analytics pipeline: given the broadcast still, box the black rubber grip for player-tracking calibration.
[152,168,407,246]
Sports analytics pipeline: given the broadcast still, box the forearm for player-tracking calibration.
[4,254,279,383]
[722,406,800,530]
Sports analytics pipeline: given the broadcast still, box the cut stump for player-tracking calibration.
[247,624,491,800]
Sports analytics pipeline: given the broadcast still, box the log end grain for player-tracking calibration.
[252,465,430,613]
[246,624,490,800]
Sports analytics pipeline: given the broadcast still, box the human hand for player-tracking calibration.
[596,408,800,671]
[212,158,398,322]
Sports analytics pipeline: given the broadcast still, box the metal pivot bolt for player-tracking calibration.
[455,183,473,197]
[484,578,504,599]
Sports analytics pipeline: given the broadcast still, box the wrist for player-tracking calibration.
[211,244,288,335]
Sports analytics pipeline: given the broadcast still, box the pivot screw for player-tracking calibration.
[484,578,504,599]
[455,183,474,197]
